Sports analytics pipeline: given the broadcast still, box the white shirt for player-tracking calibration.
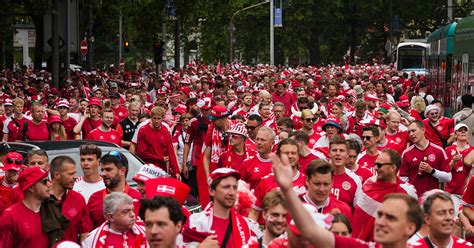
[73,176,105,203]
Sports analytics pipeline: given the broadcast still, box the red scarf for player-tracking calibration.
[89,221,147,248]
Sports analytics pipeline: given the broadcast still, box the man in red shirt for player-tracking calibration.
[290,130,326,173]
[271,152,423,248]
[183,98,211,197]
[83,192,146,247]
[300,160,352,219]
[232,93,253,118]
[0,152,22,214]
[244,114,262,157]
[87,151,142,228]
[352,148,418,242]
[3,98,26,142]
[182,168,256,247]
[110,92,128,122]
[385,111,409,151]
[328,136,362,208]
[23,103,50,141]
[249,138,307,221]
[259,191,288,247]
[272,80,295,117]
[56,99,78,140]
[423,104,454,148]
[239,126,275,189]
[49,156,92,243]
[135,106,180,178]
[86,108,122,146]
[400,120,451,197]
[217,123,248,170]
[73,97,102,138]
[356,125,381,174]
[409,191,472,248]
[0,166,51,248]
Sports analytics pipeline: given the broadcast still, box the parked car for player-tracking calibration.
[7,140,144,187]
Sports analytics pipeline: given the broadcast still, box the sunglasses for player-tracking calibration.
[80,144,98,150]
[304,118,316,122]
[362,136,373,141]
[374,162,393,168]
[6,158,23,165]
[229,133,244,139]
[107,151,127,164]
[39,178,49,185]
[246,125,258,131]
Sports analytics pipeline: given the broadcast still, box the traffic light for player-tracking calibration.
[154,41,163,65]
[124,40,130,53]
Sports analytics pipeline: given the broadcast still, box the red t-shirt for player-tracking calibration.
[377,139,404,154]
[356,151,380,175]
[253,171,306,211]
[400,142,450,197]
[86,127,122,146]
[211,216,238,248]
[217,149,246,171]
[87,187,142,228]
[82,117,102,137]
[298,150,326,174]
[272,91,295,117]
[3,116,26,141]
[111,105,128,122]
[332,170,362,208]
[0,180,17,215]
[351,166,374,183]
[239,154,273,189]
[385,130,409,152]
[423,118,454,147]
[61,116,78,140]
[445,145,474,195]
[244,139,257,158]
[308,130,322,149]
[24,119,50,141]
[184,115,210,166]
[58,189,93,241]
[312,118,325,134]
[0,201,49,248]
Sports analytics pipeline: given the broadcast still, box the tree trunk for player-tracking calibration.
[309,0,320,65]
[350,2,357,63]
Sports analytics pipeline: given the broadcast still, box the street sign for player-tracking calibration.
[80,39,88,56]
[274,8,283,27]
[47,36,65,49]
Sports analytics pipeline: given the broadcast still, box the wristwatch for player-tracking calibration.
[430,168,436,175]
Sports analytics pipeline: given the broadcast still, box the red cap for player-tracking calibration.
[145,178,191,205]
[197,97,212,110]
[4,152,23,171]
[362,118,387,129]
[48,115,62,125]
[396,95,410,108]
[364,93,379,102]
[88,98,102,108]
[18,167,49,191]
[208,168,240,186]
[275,79,286,86]
[180,86,191,96]
[174,105,187,114]
[227,123,248,138]
[209,105,229,120]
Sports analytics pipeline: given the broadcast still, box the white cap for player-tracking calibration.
[455,123,469,131]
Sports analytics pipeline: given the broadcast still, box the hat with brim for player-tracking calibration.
[208,105,230,121]
[322,117,343,133]
[226,123,248,138]
[133,164,169,183]
[88,98,102,108]
[208,167,240,186]
[396,95,410,108]
[455,123,469,132]
[424,104,441,118]
[18,167,49,191]
[4,152,23,171]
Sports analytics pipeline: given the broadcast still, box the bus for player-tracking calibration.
[395,41,429,75]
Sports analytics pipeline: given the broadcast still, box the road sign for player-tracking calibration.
[47,36,65,49]
[80,39,88,56]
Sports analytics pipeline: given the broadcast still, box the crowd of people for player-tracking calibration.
[0,62,473,247]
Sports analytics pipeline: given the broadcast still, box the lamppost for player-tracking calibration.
[229,0,270,63]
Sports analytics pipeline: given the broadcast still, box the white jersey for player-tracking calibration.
[73,177,105,203]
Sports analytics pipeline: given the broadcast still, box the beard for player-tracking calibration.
[104,174,121,189]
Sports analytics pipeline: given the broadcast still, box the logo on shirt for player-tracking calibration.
[428,154,436,162]
[396,137,401,143]
[413,157,418,162]
[111,135,116,140]
[342,181,351,190]
[451,150,456,156]
[254,167,260,173]
[437,126,443,131]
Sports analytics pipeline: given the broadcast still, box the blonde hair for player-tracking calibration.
[411,96,426,113]
[151,106,166,117]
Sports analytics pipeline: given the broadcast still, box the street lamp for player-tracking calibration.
[229,0,270,63]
